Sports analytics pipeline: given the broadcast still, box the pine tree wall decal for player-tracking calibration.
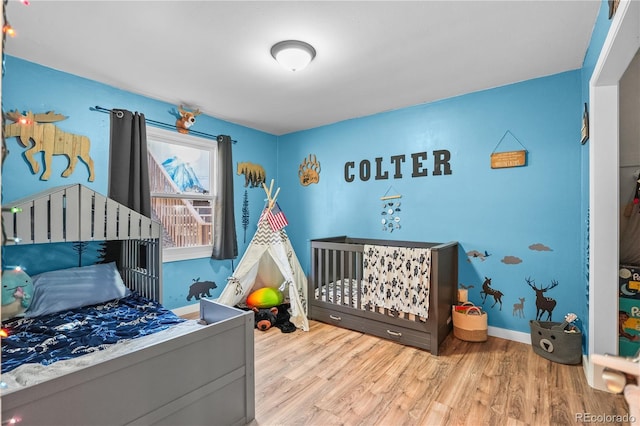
[242,190,250,243]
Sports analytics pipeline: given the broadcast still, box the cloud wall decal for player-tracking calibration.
[501,255,522,264]
[529,243,552,251]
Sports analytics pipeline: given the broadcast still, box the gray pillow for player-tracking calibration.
[26,262,131,318]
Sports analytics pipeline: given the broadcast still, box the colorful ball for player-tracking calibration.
[246,287,284,308]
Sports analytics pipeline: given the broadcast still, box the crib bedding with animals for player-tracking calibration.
[309,236,458,355]
[362,243,432,318]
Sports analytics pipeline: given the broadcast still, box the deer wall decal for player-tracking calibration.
[513,297,525,318]
[526,277,558,321]
[4,110,95,181]
[480,276,503,310]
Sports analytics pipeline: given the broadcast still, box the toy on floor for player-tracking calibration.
[2,268,34,321]
[246,287,284,309]
[251,303,296,333]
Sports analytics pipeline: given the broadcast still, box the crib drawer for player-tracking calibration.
[310,303,433,351]
[311,304,368,333]
[364,317,432,350]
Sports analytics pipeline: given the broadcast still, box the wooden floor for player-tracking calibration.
[246,320,630,426]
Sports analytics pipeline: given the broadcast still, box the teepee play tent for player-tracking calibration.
[218,181,309,331]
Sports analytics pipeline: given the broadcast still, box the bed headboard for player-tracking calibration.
[2,184,163,302]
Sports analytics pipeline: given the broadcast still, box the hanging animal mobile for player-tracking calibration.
[4,110,95,181]
[175,105,201,134]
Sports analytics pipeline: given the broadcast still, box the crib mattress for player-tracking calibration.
[314,280,426,322]
[314,279,359,306]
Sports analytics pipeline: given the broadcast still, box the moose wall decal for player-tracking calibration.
[4,110,95,181]
[526,277,558,321]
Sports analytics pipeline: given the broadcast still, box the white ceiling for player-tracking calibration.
[4,1,600,136]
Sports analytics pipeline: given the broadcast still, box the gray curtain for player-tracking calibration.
[212,135,238,260]
[108,109,151,217]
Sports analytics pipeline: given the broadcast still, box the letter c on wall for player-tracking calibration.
[344,161,355,182]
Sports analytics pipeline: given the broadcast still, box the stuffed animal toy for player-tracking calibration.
[246,287,284,309]
[273,303,296,333]
[253,306,279,331]
[251,303,296,333]
[1,268,34,321]
[175,105,201,134]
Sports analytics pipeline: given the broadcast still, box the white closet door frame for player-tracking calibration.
[588,0,640,390]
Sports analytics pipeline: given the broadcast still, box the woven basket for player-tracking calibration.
[452,303,488,342]
[453,326,488,343]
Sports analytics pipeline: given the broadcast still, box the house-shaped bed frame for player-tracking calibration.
[1,184,255,426]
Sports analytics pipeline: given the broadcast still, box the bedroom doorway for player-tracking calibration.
[588,0,640,390]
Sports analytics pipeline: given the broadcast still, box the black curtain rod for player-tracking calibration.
[91,105,237,144]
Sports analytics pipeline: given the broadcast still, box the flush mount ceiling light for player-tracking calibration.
[271,40,316,72]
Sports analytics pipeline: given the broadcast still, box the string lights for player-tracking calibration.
[1,0,28,39]
[0,1,29,418]
[2,23,14,38]
[1,416,21,425]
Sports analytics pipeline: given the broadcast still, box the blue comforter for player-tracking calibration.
[1,293,185,374]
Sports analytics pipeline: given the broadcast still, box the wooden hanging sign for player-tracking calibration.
[490,150,527,169]
[490,130,528,169]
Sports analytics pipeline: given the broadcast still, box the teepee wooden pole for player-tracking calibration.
[262,179,280,210]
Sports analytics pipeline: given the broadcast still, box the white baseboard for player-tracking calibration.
[172,303,199,317]
[487,326,531,345]
[170,307,532,345]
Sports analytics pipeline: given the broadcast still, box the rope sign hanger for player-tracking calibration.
[490,130,528,169]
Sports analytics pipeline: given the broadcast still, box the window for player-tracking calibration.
[146,126,217,262]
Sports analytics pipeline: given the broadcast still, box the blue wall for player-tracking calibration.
[1,56,278,310]
[279,71,583,333]
[2,18,608,334]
